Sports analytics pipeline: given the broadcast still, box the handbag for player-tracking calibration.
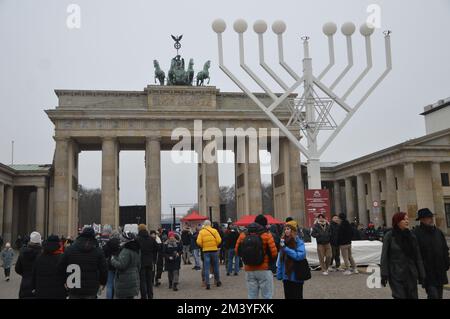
[293,257,312,281]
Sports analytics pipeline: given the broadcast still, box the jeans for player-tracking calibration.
[106,270,115,299]
[4,268,11,278]
[203,251,220,285]
[245,270,274,299]
[139,266,154,299]
[227,249,240,274]
[192,249,201,268]
[182,245,191,264]
[168,270,179,286]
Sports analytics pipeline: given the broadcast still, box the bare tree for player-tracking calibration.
[78,185,101,226]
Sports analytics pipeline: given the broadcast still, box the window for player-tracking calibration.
[445,203,450,228]
[199,174,202,188]
[441,173,450,187]
[365,184,368,195]
[274,173,284,188]
[379,181,382,193]
[395,177,398,190]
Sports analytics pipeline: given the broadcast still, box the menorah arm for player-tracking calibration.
[257,33,289,90]
[238,33,277,101]
[277,34,302,81]
[330,35,354,90]
[317,35,336,80]
[216,33,311,158]
[317,34,392,157]
[312,77,352,113]
[342,36,373,101]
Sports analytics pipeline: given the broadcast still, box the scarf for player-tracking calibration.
[281,235,297,277]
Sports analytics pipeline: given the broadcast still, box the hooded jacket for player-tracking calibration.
[1,248,14,269]
[111,240,141,299]
[58,236,108,297]
[32,240,67,299]
[15,243,42,299]
[235,223,278,272]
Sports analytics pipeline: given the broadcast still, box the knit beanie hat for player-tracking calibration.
[286,220,298,232]
[30,231,42,244]
[255,214,268,227]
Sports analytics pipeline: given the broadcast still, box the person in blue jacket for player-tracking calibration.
[276,220,306,299]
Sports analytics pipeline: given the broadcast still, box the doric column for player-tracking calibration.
[35,186,46,235]
[101,137,119,228]
[247,138,262,215]
[385,166,398,227]
[53,137,70,236]
[430,162,447,234]
[370,170,382,227]
[403,162,417,222]
[356,174,368,226]
[345,177,355,222]
[4,185,14,243]
[333,180,341,216]
[0,183,4,235]
[146,136,161,229]
[288,140,304,225]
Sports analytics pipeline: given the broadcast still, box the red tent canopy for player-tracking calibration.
[181,211,208,222]
[234,214,285,227]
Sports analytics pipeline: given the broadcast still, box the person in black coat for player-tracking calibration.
[15,231,42,298]
[102,232,121,299]
[337,213,357,274]
[381,212,425,299]
[32,235,67,299]
[58,227,108,299]
[163,232,183,291]
[413,208,450,299]
[180,227,193,265]
[136,226,158,299]
[329,215,341,270]
[154,228,165,287]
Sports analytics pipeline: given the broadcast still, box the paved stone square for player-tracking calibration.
[1,256,449,299]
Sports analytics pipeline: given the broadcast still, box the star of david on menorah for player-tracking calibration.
[212,19,392,189]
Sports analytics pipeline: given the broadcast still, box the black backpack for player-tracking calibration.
[238,231,265,266]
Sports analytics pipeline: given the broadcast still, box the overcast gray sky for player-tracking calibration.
[1,0,449,215]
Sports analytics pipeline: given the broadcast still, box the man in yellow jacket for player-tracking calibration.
[196,220,222,290]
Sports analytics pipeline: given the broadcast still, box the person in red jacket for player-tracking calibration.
[235,215,278,299]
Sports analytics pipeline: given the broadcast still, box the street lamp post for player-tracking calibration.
[212,19,392,190]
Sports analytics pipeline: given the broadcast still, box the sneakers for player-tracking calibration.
[5,277,10,282]
[352,269,359,274]
[173,284,178,291]
[343,270,352,275]
[322,271,329,276]
[234,272,238,276]
[216,281,222,287]
[226,273,230,276]
[328,267,336,272]
[206,284,210,290]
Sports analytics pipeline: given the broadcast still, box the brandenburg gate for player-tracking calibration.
[46,85,305,237]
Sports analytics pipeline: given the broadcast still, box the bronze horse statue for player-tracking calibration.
[153,60,165,85]
[196,60,211,86]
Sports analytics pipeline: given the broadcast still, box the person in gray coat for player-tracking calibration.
[1,243,14,281]
[111,232,141,299]
[381,212,425,299]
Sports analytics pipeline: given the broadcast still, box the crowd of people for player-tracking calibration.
[0,208,448,299]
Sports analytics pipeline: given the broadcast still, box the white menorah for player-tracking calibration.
[212,19,392,189]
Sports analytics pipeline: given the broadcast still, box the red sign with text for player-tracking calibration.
[305,189,331,227]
